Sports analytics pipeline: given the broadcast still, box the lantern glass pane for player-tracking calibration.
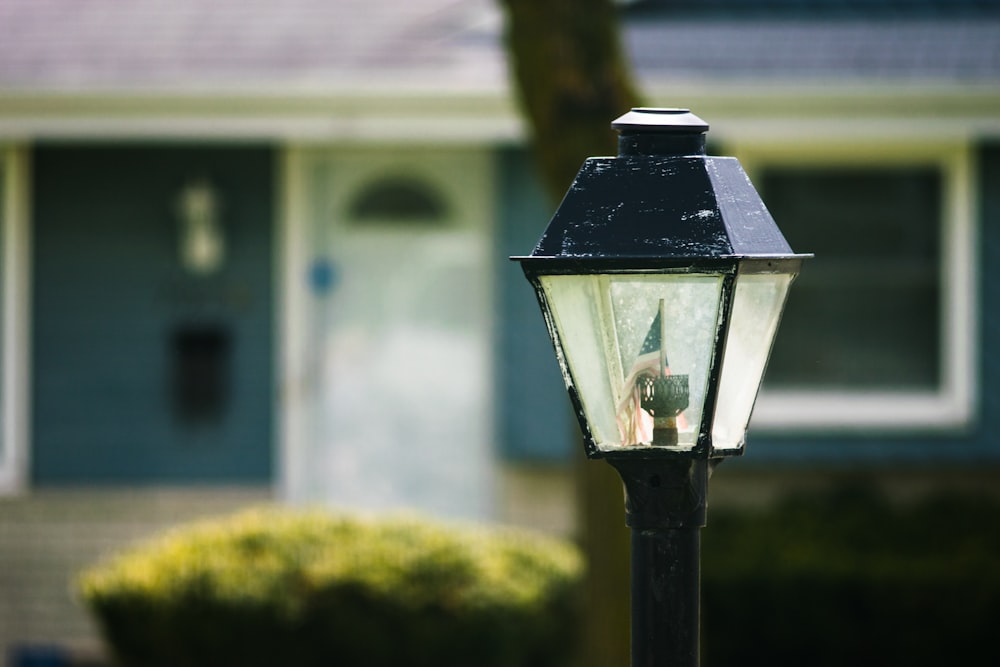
[712,272,793,451]
[539,273,724,453]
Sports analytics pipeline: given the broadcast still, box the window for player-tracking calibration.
[735,142,976,431]
[346,175,449,226]
[763,167,941,390]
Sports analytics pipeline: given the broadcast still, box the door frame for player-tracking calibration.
[1,146,30,494]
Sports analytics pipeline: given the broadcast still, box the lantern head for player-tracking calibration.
[514,108,809,460]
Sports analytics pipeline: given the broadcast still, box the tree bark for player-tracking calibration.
[499,2,643,666]
[500,0,643,199]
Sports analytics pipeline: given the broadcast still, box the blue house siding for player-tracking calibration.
[31,145,274,484]
[495,147,576,462]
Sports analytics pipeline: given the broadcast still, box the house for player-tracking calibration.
[1,0,999,658]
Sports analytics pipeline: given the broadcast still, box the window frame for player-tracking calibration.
[732,139,978,432]
[1,146,30,493]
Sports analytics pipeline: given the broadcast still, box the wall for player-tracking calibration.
[494,146,576,462]
[0,488,271,662]
[31,145,275,484]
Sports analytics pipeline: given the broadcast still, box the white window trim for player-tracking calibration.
[1,146,30,493]
[733,139,978,433]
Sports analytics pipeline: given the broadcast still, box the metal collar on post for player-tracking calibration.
[609,458,709,530]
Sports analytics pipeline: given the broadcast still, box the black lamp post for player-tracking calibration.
[513,108,809,667]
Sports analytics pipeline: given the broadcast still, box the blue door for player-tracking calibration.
[32,146,274,484]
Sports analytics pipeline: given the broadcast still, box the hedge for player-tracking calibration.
[701,484,1000,667]
[78,485,1000,667]
[78,509,583,667]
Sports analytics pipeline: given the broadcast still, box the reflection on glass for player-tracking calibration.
[711,273,792,449]
[605,276,722,451]
[616,299,689,446]
[538,273,723,452]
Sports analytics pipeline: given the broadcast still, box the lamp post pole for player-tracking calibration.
[611,458,709,667]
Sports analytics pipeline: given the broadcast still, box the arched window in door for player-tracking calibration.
[346,175,450,227]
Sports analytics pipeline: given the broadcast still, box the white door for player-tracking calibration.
[283,147,495,519]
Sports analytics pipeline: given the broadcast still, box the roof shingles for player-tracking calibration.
[0,0,502,91]
[624,18,1000,83]
[0,0,998,93]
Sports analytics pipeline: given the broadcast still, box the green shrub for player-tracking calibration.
[701,485,1000,667]
[78,508,583,667]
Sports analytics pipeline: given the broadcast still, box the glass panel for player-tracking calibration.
[347,175,449,225]
[760,167,940,390]
[712,273,792,450]
[540,273,724,452]
[538,275,619,447]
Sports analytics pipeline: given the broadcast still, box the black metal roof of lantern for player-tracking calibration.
[515,108,809,461]
[526,108,795,268]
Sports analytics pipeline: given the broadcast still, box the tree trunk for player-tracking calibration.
[500,0,643,198]
[499,2,642,666]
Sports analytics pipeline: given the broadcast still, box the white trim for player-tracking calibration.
[0,92,523,143]
[0,115,525,144]
[648,86,1000,146]
[734,140,978,433]
[0,85,997,143]
[1,146,31,493]
[276,146,311,501]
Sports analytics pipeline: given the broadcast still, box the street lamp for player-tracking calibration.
[513,108,809,667]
